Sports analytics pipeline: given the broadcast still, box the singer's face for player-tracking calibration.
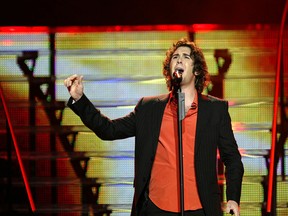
[170,46,195,87]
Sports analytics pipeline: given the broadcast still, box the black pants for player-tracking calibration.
[141,197,206,216]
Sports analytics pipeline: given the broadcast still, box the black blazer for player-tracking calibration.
[68,93,244,216]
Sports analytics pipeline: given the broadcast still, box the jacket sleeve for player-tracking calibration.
[218,101,244,204]
[67,94,137,140]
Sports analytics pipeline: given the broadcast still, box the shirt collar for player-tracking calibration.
[169,91,198,110]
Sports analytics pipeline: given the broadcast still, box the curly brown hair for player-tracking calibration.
[163,38,209,93]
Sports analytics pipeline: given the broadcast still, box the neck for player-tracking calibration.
[180,85,196,98]
[173,85,197,110]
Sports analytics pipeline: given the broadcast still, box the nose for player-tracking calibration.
[177,57,182,63]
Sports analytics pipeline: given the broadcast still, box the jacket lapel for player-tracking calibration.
[151,94,169,154]
[195,94,210,154]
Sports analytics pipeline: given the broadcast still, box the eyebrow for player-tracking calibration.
[172,53,191,57]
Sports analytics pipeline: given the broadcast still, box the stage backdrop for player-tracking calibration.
[0,25,287,216]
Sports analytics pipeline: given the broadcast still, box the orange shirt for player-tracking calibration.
[149,93,202,212]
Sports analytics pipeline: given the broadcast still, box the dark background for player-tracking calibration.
[0,0,286,26]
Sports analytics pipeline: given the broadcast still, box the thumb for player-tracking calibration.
[78,75,84,85]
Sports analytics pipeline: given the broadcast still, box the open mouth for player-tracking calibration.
[174,68,184,74]
[173,68,184,78]
[173,68,183,81]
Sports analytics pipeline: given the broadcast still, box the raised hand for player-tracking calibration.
[64,74,84,101]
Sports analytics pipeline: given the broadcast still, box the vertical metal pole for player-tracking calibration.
[176,89,185,216]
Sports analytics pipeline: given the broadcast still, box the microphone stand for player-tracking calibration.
[174,85,185,216]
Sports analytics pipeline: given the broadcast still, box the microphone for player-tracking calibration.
[172,69,183,86]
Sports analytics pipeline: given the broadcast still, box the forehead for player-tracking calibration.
[173,46,191,55]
